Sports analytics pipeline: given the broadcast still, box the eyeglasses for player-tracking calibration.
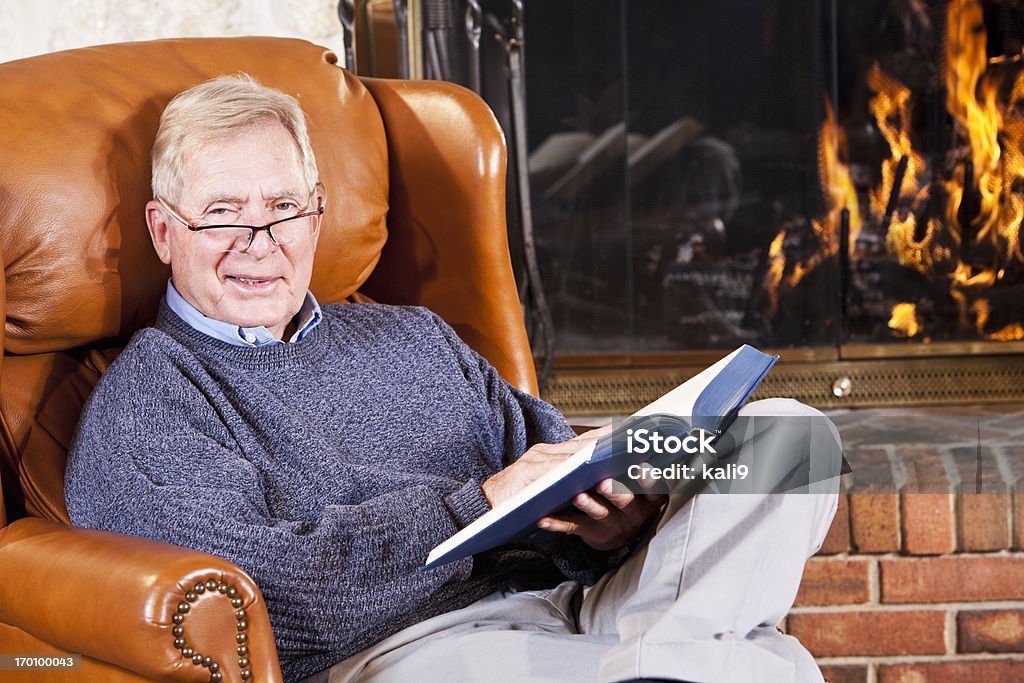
[156,195,325,253]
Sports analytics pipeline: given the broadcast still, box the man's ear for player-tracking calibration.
[311,184,326,247]
[146,200,173,265]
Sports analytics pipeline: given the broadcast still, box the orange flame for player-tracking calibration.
[888,302,922,338]
[762,100,862,314]
[973,298,989,335]
[779,0,1024,341]
[999,71,1024,262]
[867,64,928,220]
[944,0,1004,249]
[887,216,939,276]
[865,62,940,279]
[818,98,862,253]
[763,230,786,317]
[987,324,1024,341]
[867,1,1022,339]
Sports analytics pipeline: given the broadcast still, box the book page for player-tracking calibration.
[426,439,597,566]
[634,347,742,418]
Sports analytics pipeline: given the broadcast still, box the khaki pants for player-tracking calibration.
[307,399,842,683]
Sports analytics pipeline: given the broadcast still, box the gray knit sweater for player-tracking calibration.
[65,302,601,681]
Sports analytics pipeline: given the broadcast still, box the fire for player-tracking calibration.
[818,98,862,253]
[999,71,1024,262]
[887,216,938,276]
[889,302,922,338]
[769,0,1024,342]
[973,298,989,335]
[867,64,927,220]
[763,230,785,317]
[761,99,859,310]
[865,62,940,279]
[987,324,1024,341]
[944,0,1004,248]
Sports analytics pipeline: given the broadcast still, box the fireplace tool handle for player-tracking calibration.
[491,0,556,390]
[465,0,483,93]
[337,0,355,70]
[423,0,454,81]
[393,0,410,79]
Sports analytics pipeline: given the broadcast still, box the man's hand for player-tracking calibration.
[538,481,666,551]
[481,426,611,509]
[481,426,667,552]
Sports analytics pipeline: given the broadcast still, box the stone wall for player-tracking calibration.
[0,0,345,66]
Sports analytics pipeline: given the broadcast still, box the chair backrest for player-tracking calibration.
[0,37,535,526]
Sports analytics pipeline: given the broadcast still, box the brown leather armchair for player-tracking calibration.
[0,37,535,683]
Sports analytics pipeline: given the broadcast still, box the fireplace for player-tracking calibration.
[516,0,1024,414]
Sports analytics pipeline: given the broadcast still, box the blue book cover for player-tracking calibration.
[422,345,778,570]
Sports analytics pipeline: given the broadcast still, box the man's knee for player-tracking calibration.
[741,397,826,419]
[721,399,842,494]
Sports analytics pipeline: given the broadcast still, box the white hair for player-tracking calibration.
[151,74,319,204]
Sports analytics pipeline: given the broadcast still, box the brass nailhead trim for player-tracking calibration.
[172,579,251,683]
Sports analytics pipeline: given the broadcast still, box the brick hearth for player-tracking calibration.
[787,404,1024,683]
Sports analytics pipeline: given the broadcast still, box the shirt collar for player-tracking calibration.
[164,279,322,348]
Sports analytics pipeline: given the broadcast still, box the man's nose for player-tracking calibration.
[241,227,279,257]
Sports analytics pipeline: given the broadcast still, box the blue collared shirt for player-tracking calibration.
[164,280,322,347]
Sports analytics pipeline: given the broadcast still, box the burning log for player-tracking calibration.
[881,154,910,235]
[958,159,981,263]
[840,207,851,330]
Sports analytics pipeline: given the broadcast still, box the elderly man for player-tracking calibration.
[65,75,841,683]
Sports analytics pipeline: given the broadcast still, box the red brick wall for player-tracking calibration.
[788,492,1024,682]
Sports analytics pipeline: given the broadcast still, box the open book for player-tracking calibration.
[422,345,779,570]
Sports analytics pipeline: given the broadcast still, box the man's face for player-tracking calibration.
[146,122,321,339]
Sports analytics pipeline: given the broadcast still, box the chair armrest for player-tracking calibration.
[0,517,282,683]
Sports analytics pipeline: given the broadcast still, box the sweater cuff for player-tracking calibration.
[443,480,491,529]
[550,537,615,586]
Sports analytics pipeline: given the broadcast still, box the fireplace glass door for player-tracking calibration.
[524,0,1024,361]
